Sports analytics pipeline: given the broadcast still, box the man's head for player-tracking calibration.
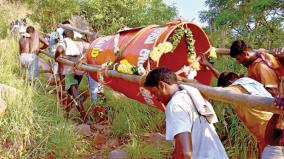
[144,67,178,104]
[217,72,239,87]
[26,26,35,34]
[230,40,254,67]
[62,20,71,25]
[63,29,74,39]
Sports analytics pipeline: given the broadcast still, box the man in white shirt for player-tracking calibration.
[55,29,87,122]
[144,67,228,159]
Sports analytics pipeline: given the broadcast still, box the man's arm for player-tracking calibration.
[256,63,279,96]
[18,38,22,53]
[173,132,192,159]
[55,45,65,81]
[200,54,220,78]
[39,36,49,50]
[274,94,284,109]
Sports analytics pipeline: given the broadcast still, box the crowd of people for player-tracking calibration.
[144,41,284,159]
[17,21,102,123]
[15,19,284,158]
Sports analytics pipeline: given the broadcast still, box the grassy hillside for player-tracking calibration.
[0,34,95,158]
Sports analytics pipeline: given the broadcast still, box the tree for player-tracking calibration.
[79,0,177,34]
[27,0,80,32]
[200,0,284,49]
[24,0,177,34]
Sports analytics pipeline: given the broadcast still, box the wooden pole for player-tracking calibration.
[178,81,283,114]
[215,48,284,58]
[40,50,141,84]
[58,24,95,36]
[39,50,283,114]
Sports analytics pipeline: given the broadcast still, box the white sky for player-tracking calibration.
[163,0,208,27]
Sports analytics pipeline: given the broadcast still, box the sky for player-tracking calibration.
[163,0,208,27]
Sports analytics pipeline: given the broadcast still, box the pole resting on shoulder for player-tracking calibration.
[39,49,282,114]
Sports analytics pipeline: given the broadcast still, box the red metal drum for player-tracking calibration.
[86,21,213,111]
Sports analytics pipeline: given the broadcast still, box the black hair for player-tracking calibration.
[217,72,239,87]
[26,26,35,33]
[230,40,253,58]
[63,29,74,39]
[62,20,71,24]
[144,67,177,87]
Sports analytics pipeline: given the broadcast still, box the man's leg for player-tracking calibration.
[27,59,34,81]
[87,75,99,104]
[28,54,39,81]
[70,84,88,122]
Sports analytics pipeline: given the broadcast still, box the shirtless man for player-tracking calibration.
[19,26,48,81]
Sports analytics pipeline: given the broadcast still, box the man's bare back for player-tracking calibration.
[19,26,48,54]
[19,35,30,54]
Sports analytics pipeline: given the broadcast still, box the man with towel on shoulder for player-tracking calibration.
[144,67,228,159]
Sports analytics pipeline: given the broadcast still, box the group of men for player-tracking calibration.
[17,21,284,158]
[144,40,284,159]
[18,22,101,123]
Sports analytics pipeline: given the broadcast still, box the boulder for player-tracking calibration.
[75,124,93,137]
[108,149,126,159]
[0,98,7,113]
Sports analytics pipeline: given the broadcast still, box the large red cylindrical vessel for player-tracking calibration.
[86,21,213,111]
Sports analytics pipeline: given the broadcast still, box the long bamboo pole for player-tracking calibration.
[215,48,284,58]
[178,81,283,114]
[58,24,95,36]
[40,50,141,83]
[39,50,283,114]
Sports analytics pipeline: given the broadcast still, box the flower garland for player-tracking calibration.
[169,27,200,70]
[149,42,173,61]
[117,59,136,75]
[208,47,217,63]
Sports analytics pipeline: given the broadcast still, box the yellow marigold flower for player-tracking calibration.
[150,42,173,61]
[117,59,134,74]
[163,42,173,52]
[117,64,133,74]
[157,42,173,53]
[209,47,217,58]
[187,57,195,64]
[120,59,131,65]
[150,50,162,61]
[157,43,166,53]
[190,61,200,71]
[188,54,196,60]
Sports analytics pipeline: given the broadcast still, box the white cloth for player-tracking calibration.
[231,77,272,97]
[19,53,36,66]
[166,90,228,159]
[19,53,39,80]
[58,38,81,56]
[75,41,90,55]
[56,27,64,40]
[57,38,83,75]
[179,84,218,123]
[261,145,284,159]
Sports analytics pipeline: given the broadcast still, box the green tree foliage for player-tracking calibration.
[200,0,284,48]
[0,0,28,38]
[24,0,177,34]
[78,0,177,34]
[27,0,81,32]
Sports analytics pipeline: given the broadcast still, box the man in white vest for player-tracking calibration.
[55,29,87,123]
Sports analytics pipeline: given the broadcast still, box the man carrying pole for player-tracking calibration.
[144,67,228,159]
[229,40,284,158]
[55,29,87,123]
